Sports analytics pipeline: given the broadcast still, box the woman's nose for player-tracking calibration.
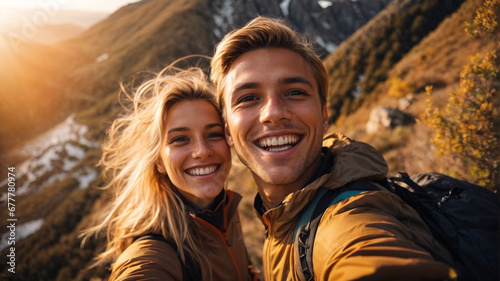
[192,139,213,159]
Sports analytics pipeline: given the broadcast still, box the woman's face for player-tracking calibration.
[156,99,231,209]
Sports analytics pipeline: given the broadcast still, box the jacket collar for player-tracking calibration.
[253,133,388,239]
[187,190,241,233]
[255,147,333,217]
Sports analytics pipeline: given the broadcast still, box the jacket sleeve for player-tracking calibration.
[109,239,183,281]
[313,190,455,281]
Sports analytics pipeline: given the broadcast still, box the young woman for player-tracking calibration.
[82,64,258,281]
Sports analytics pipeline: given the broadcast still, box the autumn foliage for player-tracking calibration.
[420,0,499,189]
[465,0,498,36]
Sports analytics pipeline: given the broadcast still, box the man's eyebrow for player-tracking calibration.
[279,76,314,88]
[232,76,314,93]
[232,82,260,94]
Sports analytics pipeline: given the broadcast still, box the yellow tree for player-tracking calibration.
[420,0,499,189]
[465,0,499,36]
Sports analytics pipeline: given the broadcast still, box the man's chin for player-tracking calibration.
[252,169,300,186]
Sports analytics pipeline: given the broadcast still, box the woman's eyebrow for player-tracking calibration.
[167,123,222,134]
[167,127,189,134]
[206,123,223,129]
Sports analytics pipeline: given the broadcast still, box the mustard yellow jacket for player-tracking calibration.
[109,190,254,281]
[256,134,454,281]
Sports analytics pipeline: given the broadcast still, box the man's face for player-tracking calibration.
[221,48,328,189]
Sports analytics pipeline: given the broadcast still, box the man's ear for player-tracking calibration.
[225,123,234,147]
[156,161,166,174]
[322,104,329,133]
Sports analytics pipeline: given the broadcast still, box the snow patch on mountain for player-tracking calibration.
[352,74,365,98]
[0,219,44,251]
[212,0,234,38]
[280,0,291,16]
[316,36,337,53]
[318,1,333,8]
[0,114,99,204]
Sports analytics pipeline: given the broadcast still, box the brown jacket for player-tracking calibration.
[109,190,253,281]
[256,134,455,281]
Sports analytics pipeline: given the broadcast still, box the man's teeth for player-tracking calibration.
[268,146,290,152]
[258,135,299,150]
[186,165,217,176]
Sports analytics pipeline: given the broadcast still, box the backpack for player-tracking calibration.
[293,172,499,281]
[134,234,201,281]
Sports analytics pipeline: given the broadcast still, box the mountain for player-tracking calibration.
[325,0,498,179]
[323,0,469,123]
[0,0,391,153]
[28,23,86,44]
[0,0,497,280]
[209,0,393,55]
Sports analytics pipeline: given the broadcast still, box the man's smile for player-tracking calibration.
[255,134,301,152]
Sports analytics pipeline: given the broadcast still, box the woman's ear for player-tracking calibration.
[225,123,234,147]
[156,161,166,174]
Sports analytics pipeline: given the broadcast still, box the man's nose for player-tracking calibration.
[192,139,213,159]
[259,95,290,125]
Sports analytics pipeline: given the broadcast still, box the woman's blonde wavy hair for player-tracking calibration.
[82,59,218,280]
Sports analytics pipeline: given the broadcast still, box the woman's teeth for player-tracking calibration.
[186,165,217,176]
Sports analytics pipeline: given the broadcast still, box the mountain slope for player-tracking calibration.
[326,0,499,183]
[209,0,392,56]
[0,0,391,154]
[323,0,468,123]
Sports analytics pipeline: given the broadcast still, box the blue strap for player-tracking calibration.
[293,189,328,241]
[293,189,365,242]
[330,190,366,206]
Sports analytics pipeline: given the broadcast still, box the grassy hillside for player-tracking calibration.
[0,41,76,152]
[323,0,467,123]
[326,0,499,185]
[0,0,216,154]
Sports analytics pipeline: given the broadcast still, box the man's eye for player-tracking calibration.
[236,95,258,104]
[287,90,308,96]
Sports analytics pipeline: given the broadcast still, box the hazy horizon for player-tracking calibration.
[0,0,139,36]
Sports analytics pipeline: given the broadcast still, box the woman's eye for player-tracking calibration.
[208,132,225,139]
[170,136,189,144]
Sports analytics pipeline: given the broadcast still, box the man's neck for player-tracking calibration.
[254,155,324,210]
[255,181,301,210]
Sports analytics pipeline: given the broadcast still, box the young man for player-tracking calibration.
[211,17,456,281]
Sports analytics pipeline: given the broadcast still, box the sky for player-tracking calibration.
[0,0,138,33]
[0,0,138,13]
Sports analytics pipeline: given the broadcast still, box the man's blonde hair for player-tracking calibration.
[210,16,328,118]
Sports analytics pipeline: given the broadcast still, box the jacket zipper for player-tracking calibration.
[197,218,243,281]
[263,215,273,281]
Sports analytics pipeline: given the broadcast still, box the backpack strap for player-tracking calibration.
[134,234,201,281]
[293,180,379,281]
